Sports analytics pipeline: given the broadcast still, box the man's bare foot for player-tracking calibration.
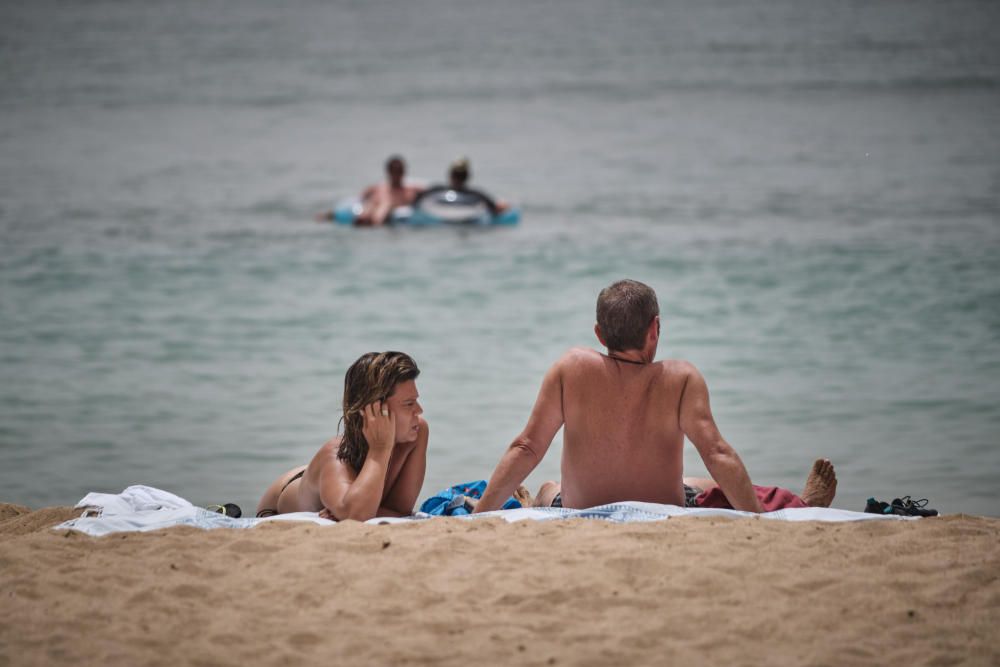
[513,485,533,507]
[801,459,837,507]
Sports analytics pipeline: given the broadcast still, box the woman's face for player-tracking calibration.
[386,380,423,443]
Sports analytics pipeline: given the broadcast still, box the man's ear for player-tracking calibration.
[648,316,660,343]
[594,323,607,347]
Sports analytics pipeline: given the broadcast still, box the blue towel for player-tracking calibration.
[419,480,522,516]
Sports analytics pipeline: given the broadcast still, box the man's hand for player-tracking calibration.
[362,400,395,455]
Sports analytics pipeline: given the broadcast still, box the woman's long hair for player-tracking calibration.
[337,351,420,472]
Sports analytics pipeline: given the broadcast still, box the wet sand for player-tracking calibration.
[1,503,997,666]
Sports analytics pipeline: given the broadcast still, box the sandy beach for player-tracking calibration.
[1,503,997,666]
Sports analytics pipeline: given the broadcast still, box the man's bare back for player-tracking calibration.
[558,349,695,508]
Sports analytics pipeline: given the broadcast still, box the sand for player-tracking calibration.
[1,504,998,667]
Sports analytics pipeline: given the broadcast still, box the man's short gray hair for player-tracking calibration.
[596,280,659,352]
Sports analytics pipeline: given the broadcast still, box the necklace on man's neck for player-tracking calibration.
[607,353,647,365]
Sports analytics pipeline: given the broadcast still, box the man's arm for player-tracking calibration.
[473,361,565,513]
[354,185,380,226]
[378,420,429,517]
[405,184,425,203]
[678,365,764,513]
[319,402,396,521]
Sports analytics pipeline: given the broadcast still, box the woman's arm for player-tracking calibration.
[378,419,429,516]
[319,401,396,521]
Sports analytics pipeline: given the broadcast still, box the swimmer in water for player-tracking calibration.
[315,155,424,226]
[414,157,510,216]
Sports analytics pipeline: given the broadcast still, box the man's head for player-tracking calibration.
[595,280,660,353]
[385,155,406,186]
[449,157,469,188]
[338,351,421,471]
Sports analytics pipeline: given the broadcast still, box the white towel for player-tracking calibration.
[75,485,194,516]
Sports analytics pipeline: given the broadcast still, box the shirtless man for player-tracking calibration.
[256,351,427,521]
[355,155,423,226]
[473,279,837,513]
[315,155,423,226]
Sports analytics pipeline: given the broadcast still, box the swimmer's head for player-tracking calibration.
[385,155,406,184]
[338,351,421,471]
[595,280,660,352]
[449,157,470,187]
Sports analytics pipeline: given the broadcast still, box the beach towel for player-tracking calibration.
[52,485,916,536]
[694,485,808,511]
[419,480,522,516]
[55,485,333,536]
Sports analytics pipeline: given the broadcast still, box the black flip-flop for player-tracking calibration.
[890,496,938,517]
[207,503,242,518]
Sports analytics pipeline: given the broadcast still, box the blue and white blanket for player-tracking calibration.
[52,485,913,537]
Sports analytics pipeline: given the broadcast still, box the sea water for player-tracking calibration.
[1,0,998,516]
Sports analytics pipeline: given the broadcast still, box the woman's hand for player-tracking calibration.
[362,400,395,456]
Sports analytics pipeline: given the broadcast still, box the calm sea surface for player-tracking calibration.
[2,0,998,516]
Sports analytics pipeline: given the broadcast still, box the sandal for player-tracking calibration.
[207,503,242,518]
[864,497,890,514]
[890,496,938,517]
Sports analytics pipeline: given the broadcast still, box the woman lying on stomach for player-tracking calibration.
[256,351,427,521]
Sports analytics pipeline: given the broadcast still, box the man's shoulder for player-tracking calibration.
[653,358,702,383]
[656,358,698,374]
[540,348,600,380]
[554,349,694,367]
[550,349,702,382]
[556,347,602,367]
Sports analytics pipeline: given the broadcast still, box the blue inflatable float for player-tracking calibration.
[333,188,520,226]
